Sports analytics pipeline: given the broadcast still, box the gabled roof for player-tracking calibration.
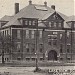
[57,12,68,20]
[42,11,68,20]
[64,15,75,28]
[66,15,75,22]
[64,22,71,28]
[0,15,13,22]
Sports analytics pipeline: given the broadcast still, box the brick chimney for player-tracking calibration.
[15,3,19,14]
[51,5,55,10]
[44,1,47,6]
[29,0,32,5]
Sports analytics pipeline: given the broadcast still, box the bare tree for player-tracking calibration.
[0,34,15,64]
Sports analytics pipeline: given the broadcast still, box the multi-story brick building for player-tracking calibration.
[0,1,75,63]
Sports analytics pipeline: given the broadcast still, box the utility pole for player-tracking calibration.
[71,29,72,62]
[42,29,45,60]
[34,19,39,71]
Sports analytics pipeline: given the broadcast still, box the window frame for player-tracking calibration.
[26,30,29,39]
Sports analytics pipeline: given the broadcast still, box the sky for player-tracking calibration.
[0,0,75,18]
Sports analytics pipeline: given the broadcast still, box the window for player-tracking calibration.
[5,58,6,61]
[58,22,61,27]
[48,41,51,45]
[67,58,70,60]
[67,44,70,53]
[31,48,35,53]
[29,21,32,25]
[67,49,70,53]
[5,30,6,36]
[26,43,29,48]
[17,30,21,39]
[32,58,35,61]
[27,49,29,52]
[40,58,43,61]
[60,34,62,39]
[18,50,20,52]
[60,58,63,60]
[17,57,21,60]
[51,22,54,28]
[39,44,43,53]
[33,20,36,25]
[67,22,72,28]
[5,58,9,61]
[17,43,21,49]
[53,32,57,34]
[60,44,63,53]
[25,20,28,25]
[48,35,57,46]
[39,31,42,38]
[7,30,8,35]
[26,58,30,61]
[53,40,57,45]
[40,49,42,53]
[40,44,43,48]
[67,32,69,38]
[49,22,51,27]
[54,22,57,27]
[31,44,35,53]
[53,35,57,39]
[26,30,29,39]
[3,31,4,36]
[31,30,35,39]
[26,43,29,53]
[48,35,51,39]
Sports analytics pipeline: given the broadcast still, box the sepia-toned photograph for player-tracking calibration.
[0,0,75,75]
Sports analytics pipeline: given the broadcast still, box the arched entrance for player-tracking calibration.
[48,50,57,61]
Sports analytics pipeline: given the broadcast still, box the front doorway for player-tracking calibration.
[48,50,57,61]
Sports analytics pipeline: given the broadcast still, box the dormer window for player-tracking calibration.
[26,30,29,39]
[1,21,7,27]
[67,22,72,28]
[58,22,61,27]
[22,18,38,26]
[29,20,32,25]
[49,22,51,27]
[33,20,36,25]
[54,22,57,27]
[25,20,28,25]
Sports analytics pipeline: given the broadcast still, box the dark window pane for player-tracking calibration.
[26,48,29,52]
[40,48,42,53]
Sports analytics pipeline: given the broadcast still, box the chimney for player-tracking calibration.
[15,3,19,14]
[44,1,47,6]
[29,0,32,5]
[51,5,55,10]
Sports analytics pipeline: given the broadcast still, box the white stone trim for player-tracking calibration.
[11,28,43,30]
[45,29,65,32]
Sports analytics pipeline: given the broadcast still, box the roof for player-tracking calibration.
[38,22,46,27]
[57,12,68,20]
[2,4,55,27]
[64,21,71,28]
[64,15,75,28]
[0,15,13,22]
[65,15,75,22]
[1,4,67,28]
